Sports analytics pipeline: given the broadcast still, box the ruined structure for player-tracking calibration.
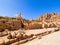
[0,13,60,31]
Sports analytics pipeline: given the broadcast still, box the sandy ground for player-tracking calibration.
[0,28,57,41]
[21,30,60,45]
[24,28,58,35]
[0,28,59,45]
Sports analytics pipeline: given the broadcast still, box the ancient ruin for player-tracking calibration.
[0,13,60,31]
[0,13,60,45]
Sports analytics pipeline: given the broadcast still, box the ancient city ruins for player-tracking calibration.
[0,13,60,45]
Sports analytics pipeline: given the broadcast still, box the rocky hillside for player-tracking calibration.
[0,13,60,31]
[38,13,60,22]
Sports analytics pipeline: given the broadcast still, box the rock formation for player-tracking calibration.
[0,13,60,30]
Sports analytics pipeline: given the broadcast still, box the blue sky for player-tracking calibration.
[0,0,60,19]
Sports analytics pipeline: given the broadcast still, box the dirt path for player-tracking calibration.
[21,31,60,45]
